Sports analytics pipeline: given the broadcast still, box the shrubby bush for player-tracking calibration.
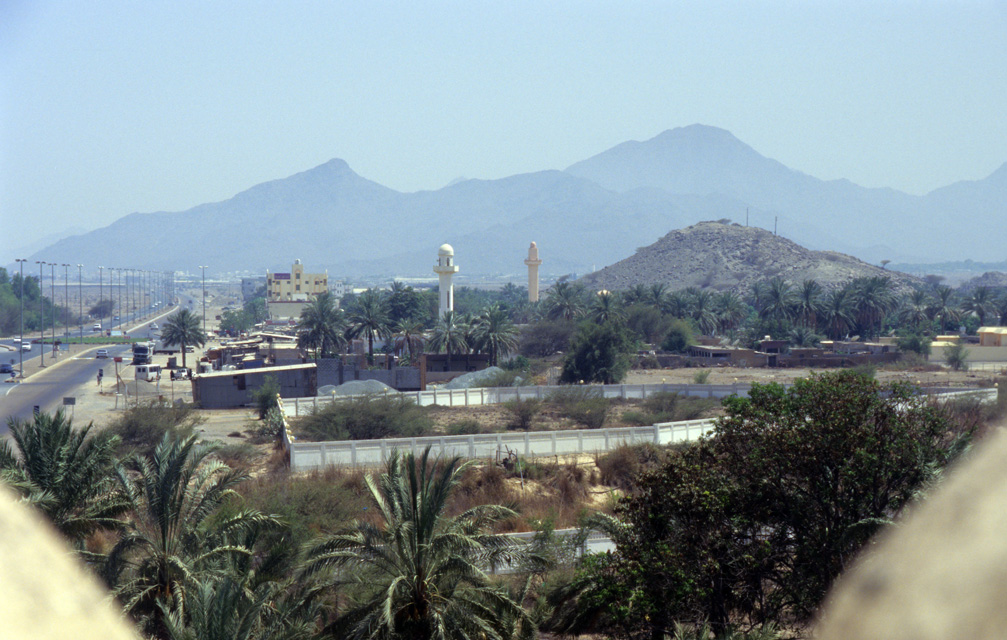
[294,394,432,441]
[106,400,204,456]
[547,386,610,429]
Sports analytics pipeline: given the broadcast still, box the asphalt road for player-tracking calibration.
[0,309,174,429]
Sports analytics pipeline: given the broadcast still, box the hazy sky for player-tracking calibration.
[3,1,1006,260]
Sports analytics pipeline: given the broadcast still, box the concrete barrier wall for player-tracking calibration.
[285,382,753,417]
[288,419,716,471]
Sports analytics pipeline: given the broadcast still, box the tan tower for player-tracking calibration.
[433,244,459,318]
[524,241,542,302]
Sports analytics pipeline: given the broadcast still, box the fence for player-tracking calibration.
[284,382,753,417]
[278,385,997,471]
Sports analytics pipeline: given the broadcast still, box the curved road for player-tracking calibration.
[0,303,185,429]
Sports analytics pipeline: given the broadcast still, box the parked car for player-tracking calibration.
[0,363,14,376]
[95,349,109,359]
[92,323,101,331]
[21,343,31,352]
[149,322,158,330]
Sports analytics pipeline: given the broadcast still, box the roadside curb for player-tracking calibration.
[13,305,179,384]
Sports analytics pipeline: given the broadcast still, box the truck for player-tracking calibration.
[131,341,154,365]
[154,342,179,355]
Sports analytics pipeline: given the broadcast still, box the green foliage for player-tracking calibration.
[547,386,610,429]
[294,394,432,441]
[502,354,530,371]
[661,317,694,353]
[105,399,204,457]
[691,369,711,384]
[621,393,717,426]
[446,418,484,435]
[896,332,932,356]
[588,371,974,637]
[161,308,208,369]
[299,448,530,640]
[520,318,576,356]
[560,320,632,384]
[849,362,877,379]
[251,374,280,419]
[945,341,970,371]
[104,433,278,633]
[503,397,543,430]
[472,368,524,388]
[0,410,127,543]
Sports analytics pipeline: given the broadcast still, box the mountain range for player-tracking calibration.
[20,124,1007,278]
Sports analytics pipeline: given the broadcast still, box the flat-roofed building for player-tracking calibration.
[267,259,328,302]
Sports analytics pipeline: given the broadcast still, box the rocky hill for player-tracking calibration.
[578,221,921,293]
[958,271,1007,292]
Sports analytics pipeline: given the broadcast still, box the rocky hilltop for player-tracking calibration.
[579,221,921,293]
[959,271,1007,292]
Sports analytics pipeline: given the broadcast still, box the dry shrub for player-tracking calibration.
[551,462,591,503]
[596,443,665,491]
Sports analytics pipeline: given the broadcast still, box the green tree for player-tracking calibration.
[820,288,855,339]
[161,308,208,369]
[850,276,896,338]
[688,288,719,336]
[472,304,520,366]
[560,321,632,384]
[899,288,932,332]
[593,371,973,636]
[928,285,961,332]
[589,291,625,324]
[104,433,276,634]
[346,289,391,364]
[296,292,347,358]
[795,279,822,328]
[0,409,127,544]
[429,310,469,369]
[759,277,796,325]
[301,448,529,640]
[546,282,586,321]
[393,318,426,362]
[944,341,970,371]
[962,285,994,327]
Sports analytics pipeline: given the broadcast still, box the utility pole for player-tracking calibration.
[50,263,56,358]
[36,261,45,367]
[77,264,83,345]
[16,259,25,377]
[98,266,104,331]
[200,266,208,336]
[62,263,70,340]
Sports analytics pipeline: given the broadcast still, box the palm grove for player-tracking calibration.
[0,271,1002,638]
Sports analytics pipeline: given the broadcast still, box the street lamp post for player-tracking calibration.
[200,265,208,336]
[98,266,104,331]
[77,264,83,345]
[36,261,45,367]
[62,263,70,341]
[15,259,25,377]
[50,263,56,359]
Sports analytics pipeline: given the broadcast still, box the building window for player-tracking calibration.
[295,285,301,291]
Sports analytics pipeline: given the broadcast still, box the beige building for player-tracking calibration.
[267,259,328,302]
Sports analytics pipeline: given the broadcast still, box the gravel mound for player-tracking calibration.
[319,379,396,397]
[443,366,505,389]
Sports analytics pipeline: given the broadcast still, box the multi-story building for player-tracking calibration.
[241,276,266,302]
[266,259,327,302]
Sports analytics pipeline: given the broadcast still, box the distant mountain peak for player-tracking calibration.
[651,123,745,145]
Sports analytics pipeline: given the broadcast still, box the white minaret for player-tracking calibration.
[433,243,459,318]
[524,241,542,302]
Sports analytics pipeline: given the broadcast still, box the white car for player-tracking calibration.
[21,343,31,352]
[149,323,158,330]
[92,323,102,331]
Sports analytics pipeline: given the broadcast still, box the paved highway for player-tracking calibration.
[0,306,178,429]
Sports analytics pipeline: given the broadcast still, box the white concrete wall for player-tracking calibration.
[287,419,715,471]
[285,382,753,417]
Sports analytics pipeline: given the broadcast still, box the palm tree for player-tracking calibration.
[429,310,469,370]
[662,290,690,319]
[760,277,796,324]
[346,289,392,365]
[301,448,528,640]
[900,288,932,331]
[161,308,208,369]
[795,280,823,328]
[646,283,668,309]
[546,282,585,321]
[995,295,1007,326]
[788,326,822,347]
[850,276,896,339]
[928,285,961,332]
[0,409,127,544]
[962,286,994,327]
[104,433,276,633]
[714,290,747,335]
[589,291,625,324]
[622,284,649,307]
[821,288,855,340]
[296,292,347,358]
[393,318,426,362]
[472,304,520,366]
[689,289,718,336]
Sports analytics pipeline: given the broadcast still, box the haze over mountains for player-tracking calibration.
[21,125,1007,277]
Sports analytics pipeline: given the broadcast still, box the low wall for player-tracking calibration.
[287,419,715,471]
[930,345,1007,364]
[285,382,753,417]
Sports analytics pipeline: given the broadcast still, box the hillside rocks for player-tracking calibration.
[578,221,921,293]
